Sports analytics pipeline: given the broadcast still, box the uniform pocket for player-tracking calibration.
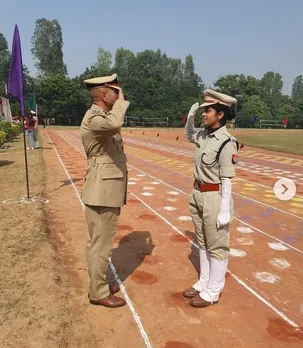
[201,150,218,166]
[101,163,124,179]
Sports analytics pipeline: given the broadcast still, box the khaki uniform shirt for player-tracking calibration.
[80,99,130,207]
[188,126,238,184]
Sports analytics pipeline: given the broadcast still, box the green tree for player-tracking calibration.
[76,47,203,126]
[37,75,87,123]
[181,54,203,97]
[237,95,272,127]
[114,48,135,77]
[92,47,112,76]
[291,75,303,103]
[214,74,261,97]
[31,18,67,76]
[260,71,283,117]
[0,33,10,95]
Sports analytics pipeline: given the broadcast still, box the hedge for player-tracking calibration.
[0,121,21,147]
[0,131,6,146]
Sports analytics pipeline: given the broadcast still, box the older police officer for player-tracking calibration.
[80,74,129,308]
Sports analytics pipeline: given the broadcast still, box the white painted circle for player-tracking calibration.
[129,177,140,181]
[269,258,291,269]
[168,198,178,202]
[254,272,280,284]
[143,186,155,190]
[235,238,254,246]
[163,206,177,211]
[178,216,192,221]
[137,174,146,177]
[141,192,153,197]
[268,242,289,251]
[168,191,180,196]
[149,181,160,185]
[128,181,137,185]
[230,249,246,257]
[237,226,254,234]
[273,178,296,201]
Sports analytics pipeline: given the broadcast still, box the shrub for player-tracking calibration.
[11,123,21,136]
[0,121,21,139]
[0,130,6,146]
[0,121,13,136]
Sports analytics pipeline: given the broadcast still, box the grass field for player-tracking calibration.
[231,129,303,155]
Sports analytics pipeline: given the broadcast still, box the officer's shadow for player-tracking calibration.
[110,231,155,283]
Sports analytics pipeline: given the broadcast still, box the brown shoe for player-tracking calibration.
[109,283,120,295]
[190,294,218,308]
[183,287,200,299]
[88,283,120,299]
[90,294,126,308]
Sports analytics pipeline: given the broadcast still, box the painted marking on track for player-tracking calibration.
[254,272,280,284]
[163,206,177,211]
[268,242,289,251]
[237,227,254,234]
[168,191,180,196]
[126,190,301,330]
[178,216,192,221]
[124,146,303,218]
[230,249,247,257]
[234,238,254,246]
[141,192,153,197]
[56,130,303,329]
[269,258,291,269]
[57,131,303,255]
[168,198,178,202]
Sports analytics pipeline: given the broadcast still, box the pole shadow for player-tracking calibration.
[0,160,15,167]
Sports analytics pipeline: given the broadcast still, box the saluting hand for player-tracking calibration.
[188,102,200,118]
[118,88,125,101]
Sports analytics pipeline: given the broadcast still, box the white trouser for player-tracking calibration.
[199,258,228,303]
[193,249,210,292]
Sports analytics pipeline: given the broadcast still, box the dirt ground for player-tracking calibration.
[0,134,72,348]
[1,127,302,348]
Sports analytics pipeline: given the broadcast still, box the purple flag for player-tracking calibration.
[8,25,25,115]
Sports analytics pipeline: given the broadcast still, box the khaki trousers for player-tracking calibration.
[85,205,120,299]
[189,189,234,261]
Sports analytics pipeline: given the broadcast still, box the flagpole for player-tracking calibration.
[22,114,30,198]
[7,25,30,199]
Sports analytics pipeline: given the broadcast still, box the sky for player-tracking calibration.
[1,0,303,95]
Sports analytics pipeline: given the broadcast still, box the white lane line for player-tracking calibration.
[47,131,153,348]
[56,131,303,255]
[123,136,303,173]
[122,149,303,219]
[236,177,303,199]
[65,131,303,198]
[57,130,302,330]
[128,190,300,330]
[129,154,303,220]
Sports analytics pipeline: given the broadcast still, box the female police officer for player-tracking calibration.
[183,89,238,308]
